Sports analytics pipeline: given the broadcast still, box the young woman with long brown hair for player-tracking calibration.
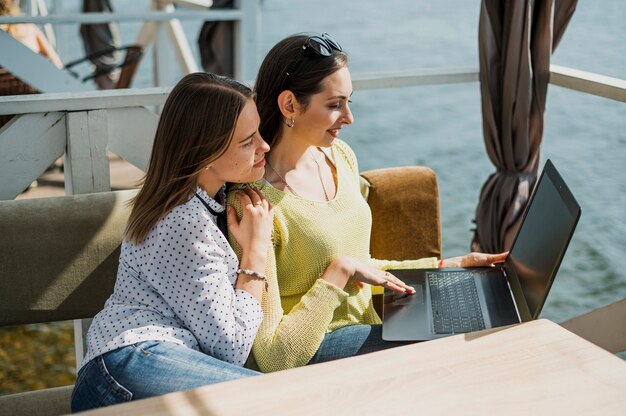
[71,72,272,412]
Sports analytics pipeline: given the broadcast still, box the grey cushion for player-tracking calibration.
[0,191,136,415]
[0,385,72,416]
[0,190,137,326]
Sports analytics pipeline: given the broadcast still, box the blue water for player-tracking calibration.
[48,0,625,324]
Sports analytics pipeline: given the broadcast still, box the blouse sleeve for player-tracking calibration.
[143,210,263,366]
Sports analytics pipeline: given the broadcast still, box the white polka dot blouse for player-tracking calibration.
[79,187,263,370]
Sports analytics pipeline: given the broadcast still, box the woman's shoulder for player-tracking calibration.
[229,180,265,192]
[332,138,353,153]
[153,197,211,238]
[228,180,279,202]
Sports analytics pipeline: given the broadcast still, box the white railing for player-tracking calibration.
[1,66,625,201]
[549,65,626,103]
[0,1,261,84]
[351,66,626,102]
[0,10,248,25]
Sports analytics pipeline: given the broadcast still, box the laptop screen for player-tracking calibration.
[507,160,581,319]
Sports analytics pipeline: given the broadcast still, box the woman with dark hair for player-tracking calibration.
[71,72,272,412]
[229,33,507,373]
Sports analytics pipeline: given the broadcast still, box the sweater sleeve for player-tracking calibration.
[228,187,349,372]
[254,256,348,372]
[368,256,438,270]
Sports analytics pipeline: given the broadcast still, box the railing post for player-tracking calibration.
[64,110,111,195]
[234,0,260,81]
[65,109,112,365]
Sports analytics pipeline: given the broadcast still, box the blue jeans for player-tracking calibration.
[308,324,413,364]
[71,341,259,413]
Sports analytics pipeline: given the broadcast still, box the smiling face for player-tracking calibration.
[294,65,354,147]
[198,99,270,195]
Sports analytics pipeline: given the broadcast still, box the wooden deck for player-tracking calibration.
[16,154,143,200]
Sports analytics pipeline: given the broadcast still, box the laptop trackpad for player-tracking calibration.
[387,286,424,305]
[383,282,431,341]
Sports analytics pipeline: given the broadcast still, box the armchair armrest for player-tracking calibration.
[361,166,441,262]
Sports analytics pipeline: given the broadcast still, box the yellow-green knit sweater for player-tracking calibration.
[228,139,437,372]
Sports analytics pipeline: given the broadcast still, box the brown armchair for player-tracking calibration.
[0,166,441,416]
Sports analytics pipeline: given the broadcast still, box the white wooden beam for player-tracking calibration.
[0,31,88,93]
[173,0,213,10]
[64,110,111,195]
[0,112,65,200]
[1,66,623,118]
[353,68,480,91]
[164,16,200,74]
[550,65,626,103]
[154,23,175,87]
[0,88,171,116]
[0,10,242,25]
[135,20,158,49]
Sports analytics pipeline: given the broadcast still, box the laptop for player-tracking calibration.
[382,159,581,341]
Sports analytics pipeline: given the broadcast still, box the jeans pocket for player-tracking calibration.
[71,354,133,412]
[96,354,133,403]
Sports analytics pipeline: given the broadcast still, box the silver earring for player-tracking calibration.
[285,117,295,128]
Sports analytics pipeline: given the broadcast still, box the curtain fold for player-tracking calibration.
[471,0,577,253]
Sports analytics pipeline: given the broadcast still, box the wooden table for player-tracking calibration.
[77,320,626,415]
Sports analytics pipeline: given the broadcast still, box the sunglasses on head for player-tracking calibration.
[302,33,342,56]
[280,33,343,89]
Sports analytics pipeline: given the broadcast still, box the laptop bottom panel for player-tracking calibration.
[382,268,520,341]
[382,270,433,341]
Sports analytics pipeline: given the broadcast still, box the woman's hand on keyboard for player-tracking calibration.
[440,252,509,268]
[321,256,415,294]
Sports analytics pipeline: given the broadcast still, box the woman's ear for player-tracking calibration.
[277,90,299,118]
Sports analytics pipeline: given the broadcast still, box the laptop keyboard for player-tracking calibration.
[428,271,486,334]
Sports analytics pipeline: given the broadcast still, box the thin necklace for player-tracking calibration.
[265,159,302,197]
[265,148,331,201]
[309,147,331,202]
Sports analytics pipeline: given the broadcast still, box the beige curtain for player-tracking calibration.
[471,0,577,253]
